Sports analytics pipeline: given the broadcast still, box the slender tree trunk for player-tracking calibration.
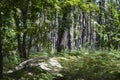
[14,11,22,57]
[22,30,27,58]
[96,1,101,48]
[78,8,82,48]
[81,12,85,47]
[36,44,40,52]
[17,34,22,57]
[74,7,80,48]
[57,16,65,52]
[21,0,29,59]
[51,11,58,52]
[0,16,3,79]
[54,11,58,51]
[118,0,120,50]
[28,35,32,56]
[89,11,93,48]
[0,31,2,79]
[85,14,89,47]
[96,0,105,49]
[68,7,74,51]
[57,11,68,52]
[57,12,62,52]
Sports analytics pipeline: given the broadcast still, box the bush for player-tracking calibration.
[58,50,120,80]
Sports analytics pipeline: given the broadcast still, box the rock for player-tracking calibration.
[38,58,62,72]
[7,56,62,78]
[15,56,49,71]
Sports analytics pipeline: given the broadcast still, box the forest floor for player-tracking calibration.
[3,49,120,80]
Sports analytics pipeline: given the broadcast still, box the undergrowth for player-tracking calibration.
[3,49,120,80]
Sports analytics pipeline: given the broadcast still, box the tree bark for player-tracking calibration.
[14,11,22,57]
[21,0,30,59]
[28,35,33,56]
[0,14,3,79]
[68,7,74,51]
[96,0,105,49]
[81,12,85,47]
[57,11,68,52]
[0,31,2,79]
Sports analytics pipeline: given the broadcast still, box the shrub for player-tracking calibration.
[58,50,120,80]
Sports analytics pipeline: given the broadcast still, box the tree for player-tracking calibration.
[0,13,3,79]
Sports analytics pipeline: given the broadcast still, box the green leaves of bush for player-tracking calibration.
[58,50,120,80]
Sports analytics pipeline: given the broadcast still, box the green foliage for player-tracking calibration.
[58,50,120,80]
[2,28,17,53]
[3,51,21,72]
[4,49,120,80]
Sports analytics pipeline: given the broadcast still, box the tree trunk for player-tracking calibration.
[96,0,105,49]
[57,11,68,52]
[28,35,33,56]
[14,11,22,57]
[81,12,85,47]
[74,7,80,48]
[0,14,3,79]
[0,31,2,79]
[89,11,93,48]
[68,7,74,51]
[21,0,29,59]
